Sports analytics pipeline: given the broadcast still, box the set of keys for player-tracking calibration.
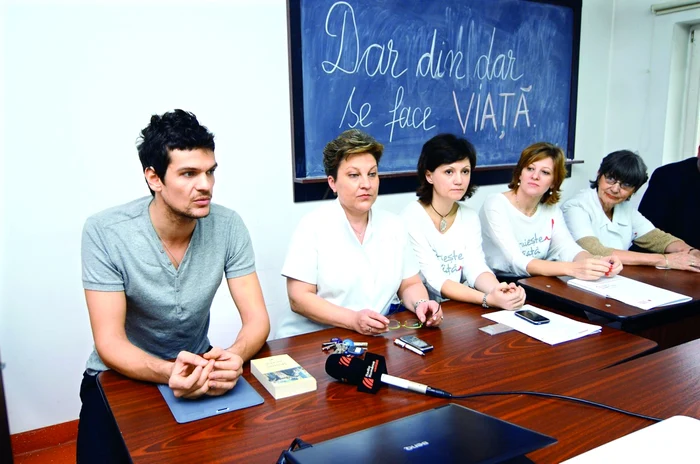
[322,338,368,356]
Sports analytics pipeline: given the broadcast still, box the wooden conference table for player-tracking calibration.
[98,301,659,463]
[519,266,700,349]
[474,337,700,462]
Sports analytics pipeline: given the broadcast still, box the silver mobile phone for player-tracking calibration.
[398,334,434,352]
[514,309,550,325]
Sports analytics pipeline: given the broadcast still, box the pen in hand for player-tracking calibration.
[394,339,425,356]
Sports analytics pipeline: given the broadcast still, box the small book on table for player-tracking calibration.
[250,354,317,399]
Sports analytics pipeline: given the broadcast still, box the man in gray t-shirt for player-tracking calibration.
[77,110,270,463]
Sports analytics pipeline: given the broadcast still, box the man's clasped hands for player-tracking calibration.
[168,347,243,399]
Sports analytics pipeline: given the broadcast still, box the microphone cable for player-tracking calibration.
[450,390,663,422]
[324,352,663,422]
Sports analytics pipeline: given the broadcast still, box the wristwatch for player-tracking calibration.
[482,293,490,309]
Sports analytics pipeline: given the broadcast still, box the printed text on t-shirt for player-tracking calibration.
[519,233,550,258]
[436,250,464,274]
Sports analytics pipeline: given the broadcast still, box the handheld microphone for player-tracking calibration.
[380,374,452,399]
[325,353,452,398]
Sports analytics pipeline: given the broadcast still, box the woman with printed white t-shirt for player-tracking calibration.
[479,142,623,280]
[277,129,442,338]
[401,134,526,310]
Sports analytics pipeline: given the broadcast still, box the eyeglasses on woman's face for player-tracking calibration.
[603,175,634,191]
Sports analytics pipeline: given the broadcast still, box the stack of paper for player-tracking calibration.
[567,275,692,310]
[562,416,700,463]
[482,305,601,345]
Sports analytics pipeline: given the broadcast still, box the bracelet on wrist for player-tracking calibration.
[481,293,490,309]
[413,299,429,310]
[663,254,670,269]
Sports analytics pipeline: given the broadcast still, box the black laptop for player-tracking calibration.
[284,403,555,463]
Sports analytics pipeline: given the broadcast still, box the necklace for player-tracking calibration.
[430,203,454,233]
[514,193,538,217]
[155,231,182,268]
[350,224,367,241]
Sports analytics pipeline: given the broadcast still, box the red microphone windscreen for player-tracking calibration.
[325,352,387,394]
[325,354,367,385]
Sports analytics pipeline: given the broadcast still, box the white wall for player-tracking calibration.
[0,0,7,379]
[605,0,700,172]
[0,0,696,434]
[1,0,299,434]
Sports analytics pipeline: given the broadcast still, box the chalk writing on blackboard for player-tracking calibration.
[291,0,578,178]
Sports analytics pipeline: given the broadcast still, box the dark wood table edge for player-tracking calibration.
[518,277,700,322]
[96,373,137,464]
[96,305,660,463]
[520,279,700,333]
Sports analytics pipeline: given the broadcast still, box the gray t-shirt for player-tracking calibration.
[81,196,255,373]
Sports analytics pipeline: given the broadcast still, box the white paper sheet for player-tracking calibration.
[562,416,700,463]
[567,275,692,310]
[482,305,601,345]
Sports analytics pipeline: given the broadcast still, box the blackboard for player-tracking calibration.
[288,0,581,185]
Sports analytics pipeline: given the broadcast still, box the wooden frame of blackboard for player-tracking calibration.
[287,0,583,203]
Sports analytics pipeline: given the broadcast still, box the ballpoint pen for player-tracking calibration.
[394,338,425,356]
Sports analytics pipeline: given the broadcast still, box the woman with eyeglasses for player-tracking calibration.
[479,142,623,280]
[562,150,700,272]
[277,129,443,339]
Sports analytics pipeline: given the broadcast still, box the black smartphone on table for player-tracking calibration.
[514,309,550,325]
[398,334,434,352]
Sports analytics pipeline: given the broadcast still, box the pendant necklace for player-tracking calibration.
[430,203,453,233]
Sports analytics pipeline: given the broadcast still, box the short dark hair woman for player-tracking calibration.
[562,150,700,272]
[402,134,526,310]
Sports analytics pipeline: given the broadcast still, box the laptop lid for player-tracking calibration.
[284,403,556,464]
[157,377,263,424]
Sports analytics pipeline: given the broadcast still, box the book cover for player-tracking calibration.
[250,354,317,399]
